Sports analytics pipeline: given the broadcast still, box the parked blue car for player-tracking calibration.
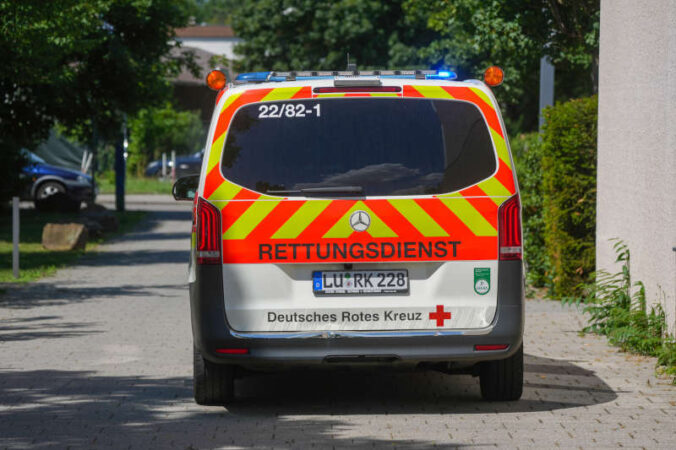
[145,150,203,177]
[21,151,96,211]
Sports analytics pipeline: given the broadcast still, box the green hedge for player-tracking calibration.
[541,95,598,297]
[511,133,548,288]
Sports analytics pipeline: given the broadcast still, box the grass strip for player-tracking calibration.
[0,208,146,283]
[98,176,173,195]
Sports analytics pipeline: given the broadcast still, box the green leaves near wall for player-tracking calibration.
[512,96,598,298]
[540,95,598,298]
[511,132,547,288]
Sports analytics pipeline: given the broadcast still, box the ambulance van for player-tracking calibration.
[173,67,524,405]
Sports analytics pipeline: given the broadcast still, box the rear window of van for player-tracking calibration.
[221,98,496,196]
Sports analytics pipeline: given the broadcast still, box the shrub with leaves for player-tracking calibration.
[541,96,598,298]
[127,103,205,177]
[657,343,676,380]
[511,132,548,288]
[565,240,676,382]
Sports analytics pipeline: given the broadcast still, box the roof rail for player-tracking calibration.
[234,69,457,84]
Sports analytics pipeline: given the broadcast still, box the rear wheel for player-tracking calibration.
[36,180,65,200]
[193,346,235,406]
[34,181,80,212]
[479,344,523,401]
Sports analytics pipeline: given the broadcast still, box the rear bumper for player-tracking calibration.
[190,261,524,367]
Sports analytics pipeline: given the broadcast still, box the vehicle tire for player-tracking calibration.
[36,181,66,200]
[193,346,235,406]
[479,344,523,401]
[34,181,82,213]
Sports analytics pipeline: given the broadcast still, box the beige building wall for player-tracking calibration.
[597,0,676,332]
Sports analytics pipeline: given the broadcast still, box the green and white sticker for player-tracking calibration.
[474,268,491,295]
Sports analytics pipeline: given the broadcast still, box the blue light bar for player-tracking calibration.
[426,70,457,80]
[235,72,271,83]
[235,71,328,83]
[234,69,459,84]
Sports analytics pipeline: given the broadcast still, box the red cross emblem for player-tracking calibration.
[429,305,451,327]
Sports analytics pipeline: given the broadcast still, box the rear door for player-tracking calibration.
[202,83,517,333]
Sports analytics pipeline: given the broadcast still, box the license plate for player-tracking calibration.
[312,270,409,295]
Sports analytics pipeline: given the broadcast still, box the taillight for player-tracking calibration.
[196,197,221,264]
[475,344,509,351]
[498,194,522,260]
[215,348,249,355]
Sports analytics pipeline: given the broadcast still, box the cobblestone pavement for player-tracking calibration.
[1,196,674,449]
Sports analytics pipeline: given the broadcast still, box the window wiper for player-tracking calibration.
[267,186,364,195]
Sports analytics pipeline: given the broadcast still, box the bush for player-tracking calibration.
[127,103,205,177]
[566,240,676,383]
[657,343,676,380]
[541,96,598,298]
[511,132,548,288]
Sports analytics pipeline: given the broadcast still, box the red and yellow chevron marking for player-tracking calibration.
[403,85,515,202]
[200,84,516,263]
[218,197,497,263]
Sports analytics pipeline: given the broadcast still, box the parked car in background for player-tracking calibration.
[21,150,96,212]
[145,150,203,178]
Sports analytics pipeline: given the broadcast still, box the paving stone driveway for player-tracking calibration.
[1,196,674,449]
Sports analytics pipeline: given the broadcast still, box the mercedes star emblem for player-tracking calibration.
[349,210,371,232]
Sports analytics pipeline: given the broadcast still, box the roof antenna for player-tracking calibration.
[346,53,356,72]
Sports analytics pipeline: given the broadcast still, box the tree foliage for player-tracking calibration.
[189,0,232,25]
[127,104,205,176]
[402,0,599,71]
[401,0,599,130]
[0,0,195,202]
[226,0,599,132]
[229,0,432,71]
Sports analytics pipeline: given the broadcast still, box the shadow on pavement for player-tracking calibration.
[0,281,186,309]
[0,315,100,342]
[0,208,191,308]
[230,353,618,415]
[129,209,191,225]
[72,209,191,266]
[0,370,444,449]
[119,231,192,241]
[77,249,190,266]
[0,354,617,448]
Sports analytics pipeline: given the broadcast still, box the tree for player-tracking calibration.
[229,0,433,71]
[127,104,205,176]
[225,0,599,133]
[1,1,95,202]
[189,0,233,25]
[399,0,599,130]
[0,0,196,203]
